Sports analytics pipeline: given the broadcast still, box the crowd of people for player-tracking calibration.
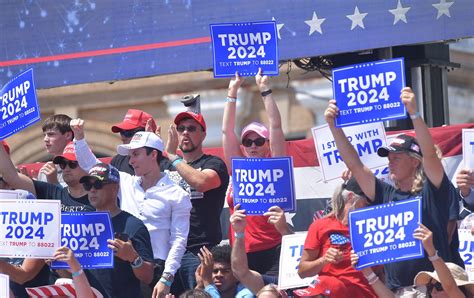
[0,70,473,298]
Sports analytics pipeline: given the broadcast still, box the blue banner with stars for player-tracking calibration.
[0,1,472,88]
[210,21,279,77]
[231,157,296,215]
[349,197,423,269]
[333,58,406,128]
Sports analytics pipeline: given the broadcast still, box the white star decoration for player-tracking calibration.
[389,0,411,25]
[433,0,454,19]
[305,11,326,35]
[347,6,368,30]
[272,17,284,39]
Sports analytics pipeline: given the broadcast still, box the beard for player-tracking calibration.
[179,143,197,153]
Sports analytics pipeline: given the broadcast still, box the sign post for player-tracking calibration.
[278,232,314,289]
[232,157,295,215]
[349,197,423,269]
[0,68,41,140]
[51,212,114,269]
[210,21,279,77]
[0,199,61,258]
[332,58,406,128]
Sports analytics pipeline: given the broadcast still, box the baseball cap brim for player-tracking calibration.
[53,155,77,164]
[111,122,141,133]
[117,143,142,156]
[174,111,206,131]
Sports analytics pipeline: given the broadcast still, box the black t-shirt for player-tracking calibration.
[33,180,94,212]
[167,154,229,249]
[374,173,459,290]
[9,259,50,298]
[85,211,153,298]
[111,154,172,175]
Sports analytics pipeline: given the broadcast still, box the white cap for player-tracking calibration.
[117,131,164,155]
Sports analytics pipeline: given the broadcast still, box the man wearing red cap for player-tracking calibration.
[165,99,229,295]
[0,141,92,212]
[110,109,171,175]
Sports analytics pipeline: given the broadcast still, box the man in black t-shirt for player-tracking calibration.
[0,141,92,212]
[165,99,229,295]
[80,163,154,298]
[110,109,171,174]
[325,87,461,294]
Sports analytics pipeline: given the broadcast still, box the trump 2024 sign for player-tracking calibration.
[333,58,406,127]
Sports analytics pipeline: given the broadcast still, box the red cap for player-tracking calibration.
[293,276,349,298]
[1,140,10,155]
[174,111,206,131]
[52,142,77,163]
[111,109,155,133]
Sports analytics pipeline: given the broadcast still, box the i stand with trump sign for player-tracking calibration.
[232,157,296,215]
[0,199,61,258]
[349,197,423,269]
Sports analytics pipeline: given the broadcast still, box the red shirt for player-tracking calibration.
[304,216,377,298]
[227,184,282,252]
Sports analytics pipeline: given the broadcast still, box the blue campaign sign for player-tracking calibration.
[210,21,279,78]
[0,68,40,140]
[232,157,295,215]
[332,58,406,128]
[349,197,423,269]
[51,212,114,270]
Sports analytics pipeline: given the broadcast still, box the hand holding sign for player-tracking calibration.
[413,224,436,258]
[456,168,474,198]
[324,99,339,127]
[53,246,82,273]
[107,237,137,262]
[230,204,247,234]
[255,68,270,93]
[228,71,244,98]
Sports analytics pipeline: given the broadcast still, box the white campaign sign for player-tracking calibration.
[312,122,388,181]
[463,129,474,170]
[0,199,61,258]
[0,273,8,298]
[458,229,474,281]
[278,232,315,289]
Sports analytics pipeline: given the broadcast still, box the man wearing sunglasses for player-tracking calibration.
[71,119,192,298]
[165,105,229,295]
[110,109,171,175]
[79,163,155,298]
[0,141,93,212]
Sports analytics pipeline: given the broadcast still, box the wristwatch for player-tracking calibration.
[130,255,144,269]
[162,272,174,282]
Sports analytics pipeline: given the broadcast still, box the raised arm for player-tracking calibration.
[70,118,100,172]
[256,68,286,157]
[325,100,376,200]
[0,142,36,195]
[166,125,223,193]
[230,205,264,294]
[402,87,444,188]
[54,246,94,298]
[222,71,245,168]
[0,258,45,285]
[413,224,464,298]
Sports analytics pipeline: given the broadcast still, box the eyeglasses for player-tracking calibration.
[242,137,266,147]
[427,279,443,293]
[58,160,79,170]
[82,180,110,191]
[119,128,144,138]
[177,125,198,133]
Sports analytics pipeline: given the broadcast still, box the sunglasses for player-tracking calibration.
[427,279,443,292]
[242,137,266,147]
[177,125,198,133]
[58,160,79,170]
[82,180,110,191]
[119,128,144,138]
